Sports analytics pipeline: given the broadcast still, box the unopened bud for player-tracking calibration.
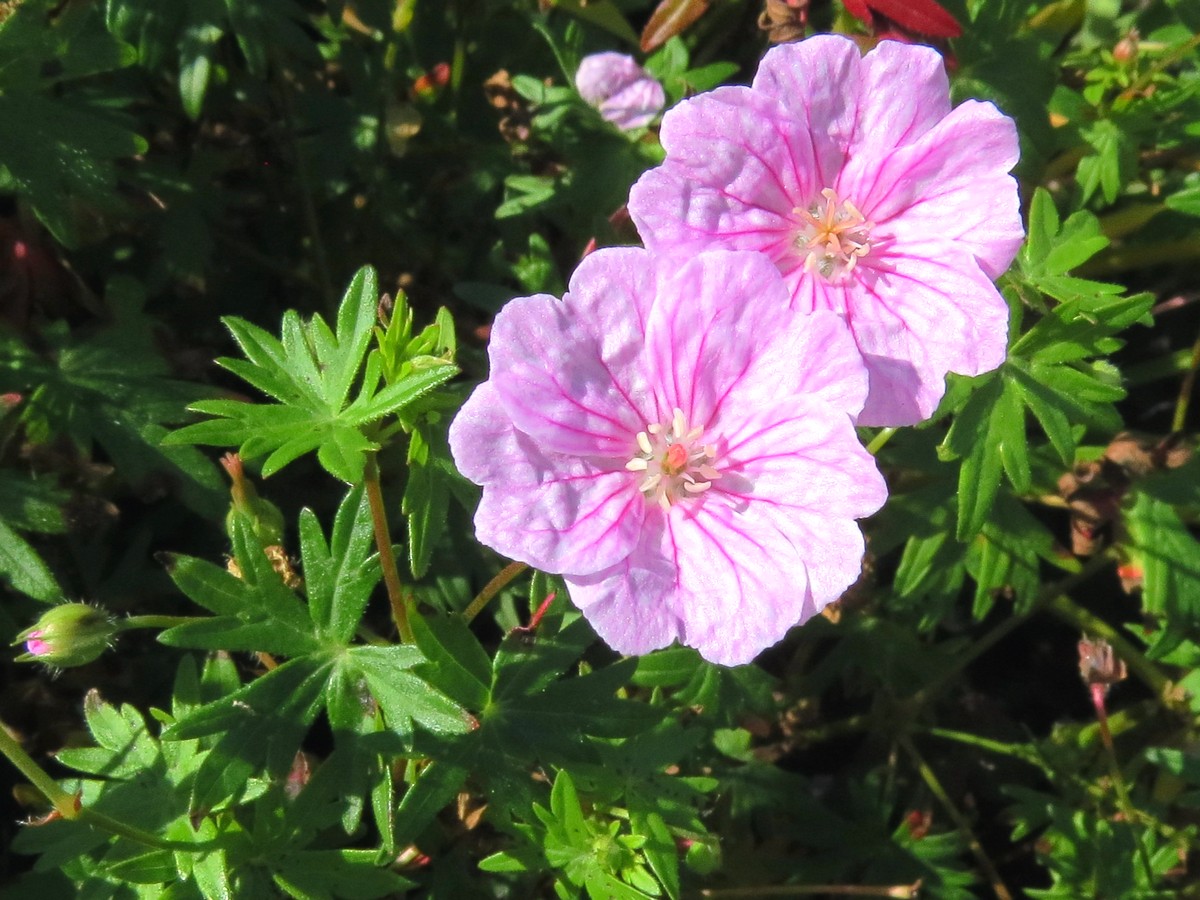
[1113,31,1138,64]
[221,453,284,546]
[13,603,117,667]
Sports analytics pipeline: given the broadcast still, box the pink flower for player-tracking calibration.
[628,35,1023,426]
[449,247,887,665]
[575,52,665,131]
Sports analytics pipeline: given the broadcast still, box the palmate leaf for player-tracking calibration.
[162,485,377,654]
[0,0,144,245]
[165,267,458,483]
[1,319,224,517]
[940,189,1154,539]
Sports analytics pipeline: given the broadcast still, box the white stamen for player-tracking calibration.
[627,409,721,509]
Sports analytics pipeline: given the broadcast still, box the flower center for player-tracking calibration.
[794,187,872,282]
[625,407,721,511]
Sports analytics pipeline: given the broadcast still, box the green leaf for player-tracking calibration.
[556,0,639,46]
[941,376,1007,539]
[0,516,60,601]
[164,656,331,811]
[178,21,221,119]
[298,485,378,645]
[1078,119,1134,205]
[160,515,321,656]
[403,424,453,578]
[4,321,223,517]
[392,760,470,848]
[166,267,458,483]
[347,645,472,738]
[411,612,492,711]
[273,849,414,900]
[1165,184,1200,218]
[1123,491,1200,628]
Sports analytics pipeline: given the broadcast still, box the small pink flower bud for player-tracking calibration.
[13,603,116,667]
[1113,31,1139,64]
[575,52,665,131]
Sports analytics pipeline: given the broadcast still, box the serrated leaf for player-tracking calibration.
[161,516,321,656]
[272,849,414,900]
[164,657,330,811]
[347,645,471,738]
[167,268,457,483]
[1123,491,1200,626]
[299,485,378,644]
[392,760,470,848]
[411,613,492,710]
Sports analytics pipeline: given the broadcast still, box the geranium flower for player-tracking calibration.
[575,52,666,130]
[449,247,887,665]
[628,35,1023,425]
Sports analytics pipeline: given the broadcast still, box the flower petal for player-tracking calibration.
[629,86,813,260]
[862,100,1023,278]
[835,40,952,198]
[752,35,865,189]
[565,519,684,656]
[643,250,795,428]
[850,248,1010,425]
[600,77,666,130]
[487,248,657,458]
[724,308,870,421]
[667,498,824,665]
[575,52,645,105]
[716,395,888,521]
[449,383,645,574]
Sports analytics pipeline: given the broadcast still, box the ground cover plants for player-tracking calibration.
[1,0,1199,896]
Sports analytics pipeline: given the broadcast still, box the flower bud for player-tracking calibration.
[13,603,116,667]
[221,453,285,546]
[1113,31,1139,64]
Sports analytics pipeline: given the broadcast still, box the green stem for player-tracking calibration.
[0,721,80,818]
[900,736,1014,900]
[700,882,919,898]
[866,427,897,456]
[462,561,528,624]
[1044,593,1172,698]
[117,615,203,632]
[1171,328,1200,432]
[1090,684,1156,883]
[923,727,1050,772]
[363,455,413,643]
[0,722,206,851]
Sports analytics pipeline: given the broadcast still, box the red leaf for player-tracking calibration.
[865,0,961,38]
[641,0,710,53]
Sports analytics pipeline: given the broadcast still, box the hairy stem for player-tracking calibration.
[364,454,413,643]
[462,561,529,624]
[0,722,207,851]
[900,736,1013,900]
[117,615,204,632]
[1171,328,1200,432]
[701,883,920,898]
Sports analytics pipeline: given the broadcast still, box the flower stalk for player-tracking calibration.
[363,453,413,643]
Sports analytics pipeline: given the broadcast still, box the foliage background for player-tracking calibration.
[0,0,1199,897]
